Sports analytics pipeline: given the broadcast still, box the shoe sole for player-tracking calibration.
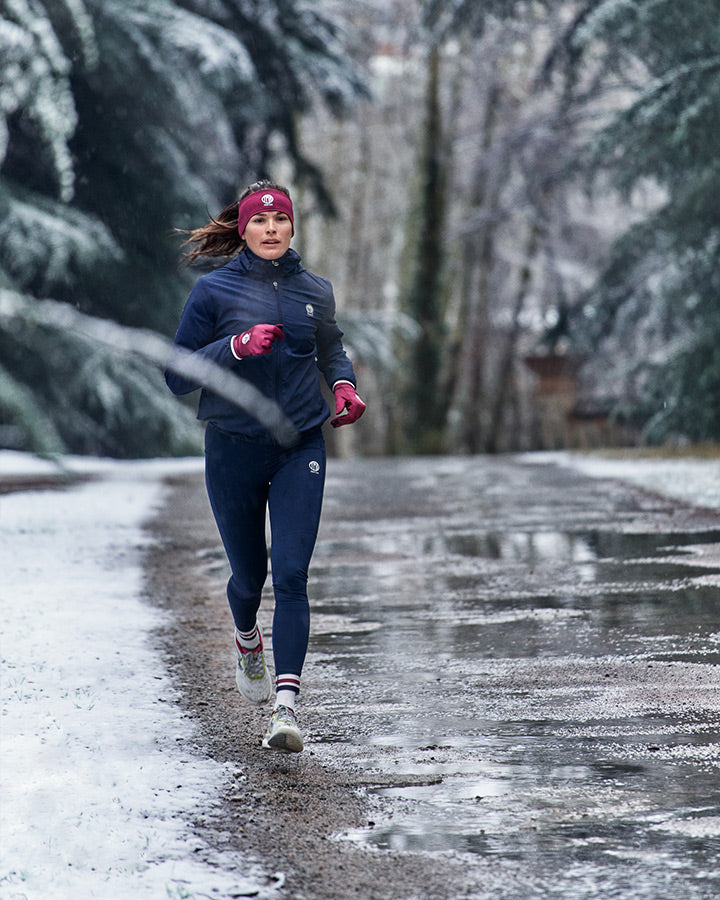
[235,666,274,705]
[262,726,304,753]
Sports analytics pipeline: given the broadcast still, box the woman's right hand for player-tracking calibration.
[232,324,284,358]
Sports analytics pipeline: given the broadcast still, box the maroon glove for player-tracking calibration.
[331,382,366,428]
[232,324,284,358]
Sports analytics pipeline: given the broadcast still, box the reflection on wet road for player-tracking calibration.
[306,456,720,898]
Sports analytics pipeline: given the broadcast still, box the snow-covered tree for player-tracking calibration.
[0,0,118,301]
[548,0,720,443]
[0,0,365,455]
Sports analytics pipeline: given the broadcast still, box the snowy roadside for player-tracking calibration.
[522,451,720,512]
[0,453,274,899]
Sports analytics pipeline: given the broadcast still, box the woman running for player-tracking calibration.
[166,180,365,752]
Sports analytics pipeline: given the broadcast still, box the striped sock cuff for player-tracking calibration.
[235,626,261,653]
[275,673,301,695]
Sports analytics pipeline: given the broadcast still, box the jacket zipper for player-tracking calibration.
[272,278,280,404]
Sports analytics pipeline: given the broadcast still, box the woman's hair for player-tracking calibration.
[180,180,292,265]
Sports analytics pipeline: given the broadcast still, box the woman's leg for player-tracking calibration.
[267,432,326,682]
[204,425,269,632]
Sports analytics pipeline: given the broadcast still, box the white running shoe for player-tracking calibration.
[235,627,273,704]
[262,705,304,753]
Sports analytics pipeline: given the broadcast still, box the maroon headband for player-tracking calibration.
[237,189,294,237]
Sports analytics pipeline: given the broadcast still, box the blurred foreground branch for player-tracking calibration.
[0,292,299,449]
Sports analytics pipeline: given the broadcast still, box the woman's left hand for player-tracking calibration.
[331,382,366,428]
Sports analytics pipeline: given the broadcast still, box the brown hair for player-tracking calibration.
[180,180,292,265]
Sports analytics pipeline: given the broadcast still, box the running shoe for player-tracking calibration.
[261,705,304,753]
[235,627,273,704]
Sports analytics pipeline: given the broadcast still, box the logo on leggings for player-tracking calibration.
[308,460,320,475]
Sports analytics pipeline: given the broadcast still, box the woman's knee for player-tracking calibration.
[227,575,263,613]
[271,567,309,601]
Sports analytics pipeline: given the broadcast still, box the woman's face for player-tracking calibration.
[242,211,293,259]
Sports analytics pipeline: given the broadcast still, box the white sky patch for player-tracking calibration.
[0,456,272,899]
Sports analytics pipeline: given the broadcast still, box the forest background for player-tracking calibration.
[1,0,718,459]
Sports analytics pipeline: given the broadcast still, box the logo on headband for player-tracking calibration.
[261,193,275,206]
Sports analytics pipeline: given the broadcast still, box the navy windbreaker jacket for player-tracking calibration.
[165,247,356,440]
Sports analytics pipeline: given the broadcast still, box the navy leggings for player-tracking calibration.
[204,423,326,678]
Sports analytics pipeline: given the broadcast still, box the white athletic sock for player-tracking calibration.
[235,625,261,652]
[275,673,300,710]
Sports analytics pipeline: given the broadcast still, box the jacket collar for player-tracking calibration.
[231,247,303,278]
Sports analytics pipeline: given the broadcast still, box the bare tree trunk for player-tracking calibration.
[402,43,449,452]
[445,82,505,454]
[485,218,540,452]
[343,119,372,299]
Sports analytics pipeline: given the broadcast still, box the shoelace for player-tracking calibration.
[273,705,297,727]
[240,645,265,680]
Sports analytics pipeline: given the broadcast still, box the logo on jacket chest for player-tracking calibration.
[305,303,314,317]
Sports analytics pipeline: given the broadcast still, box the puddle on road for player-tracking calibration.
[307,459,720,896]
[441,528,720,564]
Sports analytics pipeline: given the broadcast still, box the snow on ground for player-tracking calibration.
[1,449,718,899]
[524,451,720,512]
[0,454,273,900]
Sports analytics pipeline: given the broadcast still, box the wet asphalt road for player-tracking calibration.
[295,455,720,898]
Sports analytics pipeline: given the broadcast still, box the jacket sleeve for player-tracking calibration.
[164,279,236,395]
[315,284,357,389]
